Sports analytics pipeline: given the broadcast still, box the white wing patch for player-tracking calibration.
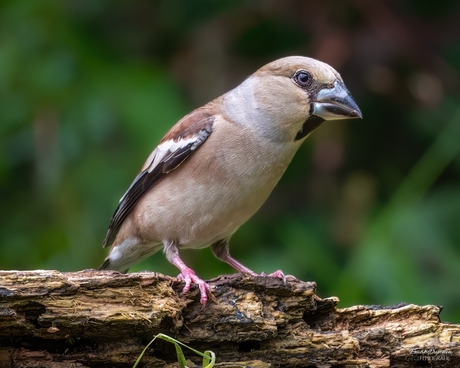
[145,137,197,173]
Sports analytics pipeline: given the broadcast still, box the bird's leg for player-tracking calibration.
[225,256,259,276]
[211,239,258,276]
[211,239,297,283]
[163,239,211,304]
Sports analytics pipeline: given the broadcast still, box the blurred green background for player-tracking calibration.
[1,0,459,322]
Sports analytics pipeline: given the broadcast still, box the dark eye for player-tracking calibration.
[294,71,313,87]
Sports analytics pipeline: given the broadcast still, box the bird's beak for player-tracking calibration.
[312,80,362,121]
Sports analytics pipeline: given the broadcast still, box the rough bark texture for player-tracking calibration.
[0,270,459,367]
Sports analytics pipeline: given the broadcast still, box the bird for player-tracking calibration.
[99,56,362,304]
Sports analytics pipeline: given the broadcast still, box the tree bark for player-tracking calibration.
[0,270,458,367]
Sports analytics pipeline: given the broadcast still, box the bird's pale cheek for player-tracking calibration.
[295,116,325,141]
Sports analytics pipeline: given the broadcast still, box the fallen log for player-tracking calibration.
[0,270,458,367]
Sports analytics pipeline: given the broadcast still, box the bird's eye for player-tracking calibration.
[294,71,313,87]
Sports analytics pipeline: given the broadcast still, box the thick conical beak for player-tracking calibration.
[312,80,362,121]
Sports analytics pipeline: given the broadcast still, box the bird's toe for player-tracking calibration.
[265,270,297,284]
[177,268,212,305]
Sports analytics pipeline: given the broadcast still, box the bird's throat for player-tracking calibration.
[295,115,325,140]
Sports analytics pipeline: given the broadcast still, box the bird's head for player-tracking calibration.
[223,56,362,142]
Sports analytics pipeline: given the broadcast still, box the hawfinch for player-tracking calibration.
[99,56,362,304]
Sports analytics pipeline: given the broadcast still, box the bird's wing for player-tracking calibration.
[103,109,214,247]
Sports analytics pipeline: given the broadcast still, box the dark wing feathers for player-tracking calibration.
[102,111,214,247]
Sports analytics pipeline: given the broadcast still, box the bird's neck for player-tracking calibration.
[221,77,305,144]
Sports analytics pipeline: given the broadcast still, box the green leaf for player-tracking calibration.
[133,333,215,368]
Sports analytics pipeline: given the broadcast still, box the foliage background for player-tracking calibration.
[1,0,459,322]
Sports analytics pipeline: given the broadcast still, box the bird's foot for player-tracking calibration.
[177,268,213,305]
[259,270,297,283]
[220,253,297,283]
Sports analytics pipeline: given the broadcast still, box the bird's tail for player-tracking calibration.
[98,258,111,270]
[98,257,129,273]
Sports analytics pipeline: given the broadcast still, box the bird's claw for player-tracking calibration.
[258,270,297,284]
[177,268,213,305]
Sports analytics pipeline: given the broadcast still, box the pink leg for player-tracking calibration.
[211,240,296,283]
[223,254,258,276]
[164,240,211,305]
[226,254,294,283]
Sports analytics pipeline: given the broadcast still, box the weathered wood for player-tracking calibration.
[0,270,459,367]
